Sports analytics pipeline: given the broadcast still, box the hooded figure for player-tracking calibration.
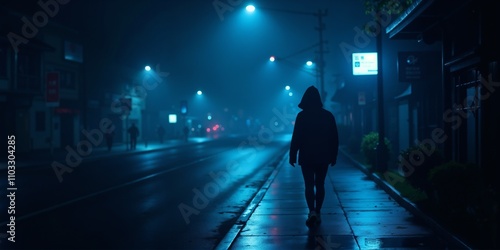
[289,85,339,227]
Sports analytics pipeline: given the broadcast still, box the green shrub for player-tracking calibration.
[384,170,428,202]
[360,131,391,167]
[398,144,443,192]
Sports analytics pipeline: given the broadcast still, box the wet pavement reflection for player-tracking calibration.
[220,153,466,249]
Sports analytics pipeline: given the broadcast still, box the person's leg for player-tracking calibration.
[300,166,315,212]
[314,164,329,214]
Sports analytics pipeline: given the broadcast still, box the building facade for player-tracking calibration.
[1,6,84,153]
[386,0,500,186]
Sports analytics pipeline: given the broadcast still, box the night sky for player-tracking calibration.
[4,0,376,121]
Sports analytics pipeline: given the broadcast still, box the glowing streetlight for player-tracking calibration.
[306,61,313,66]
[145,65,151,71]
[285,85,290,91]
[197,90,203,95]
[246,5,256,13]
[269,56,276,62]
[288,92,293,97]
[244,4,328,102]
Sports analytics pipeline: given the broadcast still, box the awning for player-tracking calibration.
[385,0,472,40]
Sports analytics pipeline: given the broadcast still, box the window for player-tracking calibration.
[64,41,83,63]
[17,51,41,91]
[55,68,77,90]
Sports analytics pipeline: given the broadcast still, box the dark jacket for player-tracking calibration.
[290,86,339,166]
[128,125,139,137]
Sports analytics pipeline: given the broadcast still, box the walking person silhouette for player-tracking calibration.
[128,122,140,150]
[289,86,339,227]
[104,128,114,151]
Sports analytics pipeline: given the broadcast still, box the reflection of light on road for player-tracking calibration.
[189,137,211,143]
[364,238,383,248]
[138,182,161,214]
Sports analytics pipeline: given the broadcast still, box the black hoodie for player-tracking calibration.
[290,86,339,166]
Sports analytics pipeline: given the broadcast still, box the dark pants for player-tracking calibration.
[130,137,137,149]
[301,164,329,213]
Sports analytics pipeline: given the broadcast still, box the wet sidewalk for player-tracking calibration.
[216,151,471,249]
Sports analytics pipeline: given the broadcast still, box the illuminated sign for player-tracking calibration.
[353,52,378,75]
[169,114,177,123]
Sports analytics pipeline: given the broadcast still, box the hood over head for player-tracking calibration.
[298,85,323,110]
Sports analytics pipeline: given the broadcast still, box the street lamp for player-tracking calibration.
[197,90,203,96]
[269,54,318,82]
[145,65,151,71]
[246,5,256,13]
[245,4,328,102]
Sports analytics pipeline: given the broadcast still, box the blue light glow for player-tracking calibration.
[246,5,256,12]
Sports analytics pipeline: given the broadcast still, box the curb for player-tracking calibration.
[214,150,289,250]
[340,148,472,250]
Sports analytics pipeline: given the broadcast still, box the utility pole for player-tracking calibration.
[375,15,388,172]
[249,6,328,102]
[316,9,328,103]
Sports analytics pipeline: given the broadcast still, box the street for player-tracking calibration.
[0,134,290,249]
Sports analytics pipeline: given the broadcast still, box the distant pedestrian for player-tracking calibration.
[104,128,114,151]
[128,122,140,150]
[289,86,339,227]
[157,125,165,144]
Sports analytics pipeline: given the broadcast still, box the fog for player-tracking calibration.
[3,0,386,134]
[51,0,372,123]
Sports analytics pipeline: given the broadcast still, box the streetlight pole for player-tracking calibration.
[247,5,328,102]
[316,9,327,103]
[375,15,388,172]
[270,46,320,79]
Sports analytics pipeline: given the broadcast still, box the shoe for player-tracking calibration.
[306,211,317,227]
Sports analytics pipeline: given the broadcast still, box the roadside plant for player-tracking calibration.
[398,143,443,192]
[360,131,391,168]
